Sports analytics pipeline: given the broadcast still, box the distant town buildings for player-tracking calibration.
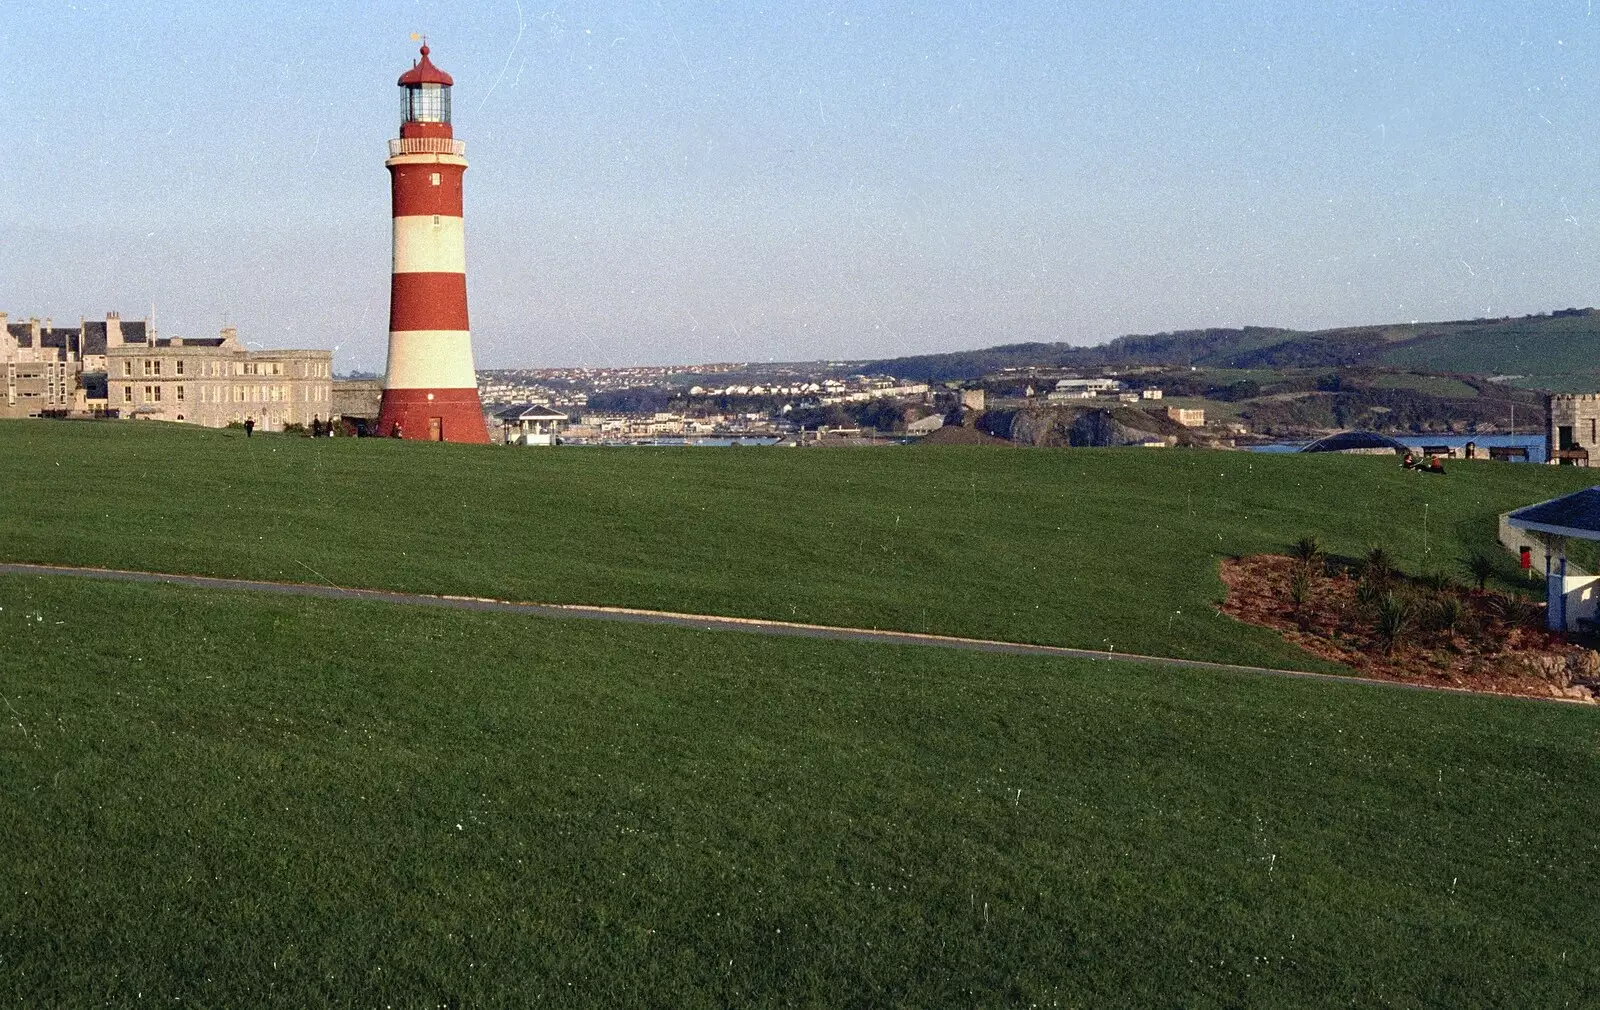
[1166,407,1206,427]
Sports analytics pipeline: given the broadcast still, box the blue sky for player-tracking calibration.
[4,1,1599,369]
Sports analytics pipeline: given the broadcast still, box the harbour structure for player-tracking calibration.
[375,44,490,443]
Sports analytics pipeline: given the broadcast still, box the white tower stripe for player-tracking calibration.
[392,215,467,275]
[382,330,479,390]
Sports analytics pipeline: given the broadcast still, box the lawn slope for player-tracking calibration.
[2,575,1596,1006]
[4,420,1595,670]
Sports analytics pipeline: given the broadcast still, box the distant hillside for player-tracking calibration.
[860,309,1600,388]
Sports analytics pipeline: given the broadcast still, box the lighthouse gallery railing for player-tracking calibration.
[388,138,467,157]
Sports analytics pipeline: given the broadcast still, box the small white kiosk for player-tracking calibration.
[494,404,568,446]
[1506,487,1600,632]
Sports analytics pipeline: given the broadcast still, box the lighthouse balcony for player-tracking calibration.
[388,137,467,157]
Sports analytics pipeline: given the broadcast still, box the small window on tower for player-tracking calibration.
[433,215,441,227]
[430,172,441,186]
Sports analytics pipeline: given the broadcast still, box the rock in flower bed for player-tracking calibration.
[1220,553,1599,702]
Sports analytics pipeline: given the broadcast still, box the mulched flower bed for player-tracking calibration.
[1220,554,1599,703]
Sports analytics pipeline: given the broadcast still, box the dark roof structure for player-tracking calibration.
[82,321,107,355]
[494,403,568,422]
[1507,487,1600,541]
[1299,430,1409,455]
[121,321,148,344]
[41,328,80,354]
[7,323,31,347]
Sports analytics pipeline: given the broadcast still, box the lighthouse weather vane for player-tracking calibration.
[375,39,490,444]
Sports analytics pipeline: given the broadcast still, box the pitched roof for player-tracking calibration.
[1507,487,1600,540]
[494,403,568,421]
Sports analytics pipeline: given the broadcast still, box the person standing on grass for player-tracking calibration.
[312,416,322,438]
[244,417,255,438]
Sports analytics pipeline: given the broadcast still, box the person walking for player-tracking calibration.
[244,417,255,438]
[311,416,322,438]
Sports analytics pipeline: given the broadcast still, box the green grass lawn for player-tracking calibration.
[4,419,1594,671]
[3,574,1597,1006]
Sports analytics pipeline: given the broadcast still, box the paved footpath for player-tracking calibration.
[0,562,1560,703]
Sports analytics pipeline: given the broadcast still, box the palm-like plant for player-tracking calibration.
[1364,546,1395,583]
[1292,535,1324,568]
[1464,552,1496,592]
[1375,592,1413,654]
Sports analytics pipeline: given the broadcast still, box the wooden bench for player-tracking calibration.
[1488,446,1530,462]
[1418,444,1456,458]
[1552,447,1591,467]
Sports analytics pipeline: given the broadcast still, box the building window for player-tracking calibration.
[122,361,132,377]
[176,360,184,376]
[153,385,162,402]
[142,360,152,376]
[153,360,162,376]
[176,385,185,401]
[123,387,132,403]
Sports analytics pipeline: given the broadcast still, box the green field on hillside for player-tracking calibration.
[1381,315,1600,389]
[4,420,1595,671]
[1365,372,1482,398]
[3,574,1596,1006]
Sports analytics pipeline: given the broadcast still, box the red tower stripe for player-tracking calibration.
[391,163,466,217]
[375,388,491,444]
[389,273,469,332]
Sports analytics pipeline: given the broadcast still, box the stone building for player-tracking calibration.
[107,326,332,432]
[1547,393,1600,465]
[0,312,136,418]
[5,312,333,430]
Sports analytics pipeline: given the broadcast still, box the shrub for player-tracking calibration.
[1364,546,1395,583]
[1464,552,1496,591]
[1375,592,1413,654]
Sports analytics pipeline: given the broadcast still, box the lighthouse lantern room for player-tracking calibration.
[376,44,490,443]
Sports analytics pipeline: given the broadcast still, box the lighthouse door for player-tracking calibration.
[428,417,443,441]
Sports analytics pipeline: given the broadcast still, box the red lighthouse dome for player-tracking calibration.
[398,45,455,87]
[397,44,455,141]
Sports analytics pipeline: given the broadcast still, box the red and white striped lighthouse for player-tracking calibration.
[376,43,490,443]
